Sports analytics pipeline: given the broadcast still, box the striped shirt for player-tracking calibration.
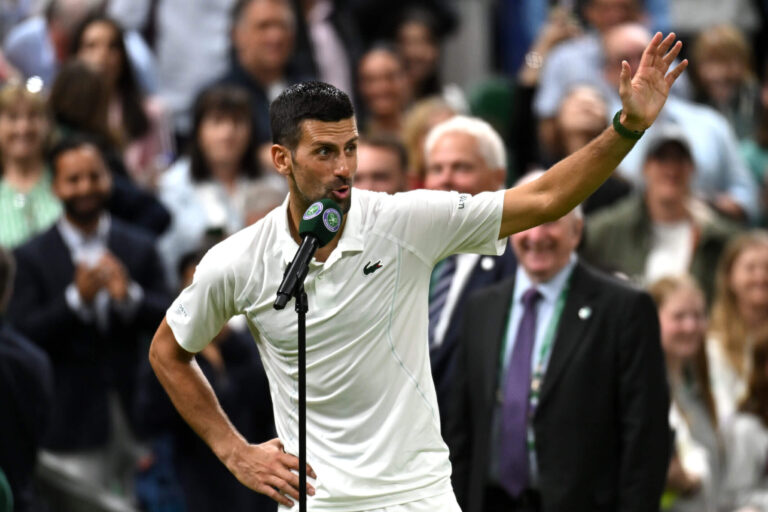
[0,170,62,248]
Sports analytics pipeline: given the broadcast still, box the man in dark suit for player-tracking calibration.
[7,136,170,494]
[0,246,54,512]
[444,171,670,512]
[423,116,517,427]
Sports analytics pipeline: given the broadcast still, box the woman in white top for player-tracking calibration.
[650,275,722,512]
[157,84,283,288]
[708,231,768,422]
[720,331,768,512]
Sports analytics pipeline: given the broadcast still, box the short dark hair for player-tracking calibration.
[359,134,409,172]
[269,81,355,150]
[189,85,260,182]
[48,134,105,178]
[0,246,15,314]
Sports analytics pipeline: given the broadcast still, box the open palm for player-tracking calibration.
[618,32,688,131]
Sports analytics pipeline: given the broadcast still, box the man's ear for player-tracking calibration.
[272,144,292,177]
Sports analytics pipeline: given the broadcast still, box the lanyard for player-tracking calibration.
[498,276,572,392]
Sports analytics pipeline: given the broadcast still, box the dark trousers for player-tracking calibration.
[483,485,541,512]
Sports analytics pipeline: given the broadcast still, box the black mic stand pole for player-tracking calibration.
[295,284,308,512]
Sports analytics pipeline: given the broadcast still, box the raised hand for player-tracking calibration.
[618,32,688,132]
[225,437,316,507]
[74,264,103,303]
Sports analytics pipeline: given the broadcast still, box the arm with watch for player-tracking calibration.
[498,31,688,239]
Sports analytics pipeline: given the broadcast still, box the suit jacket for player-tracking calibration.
[430,245,516,428]
[215,59,314,146]
[444,260,670,512]
[0,322,53,511]
[8,219,170,451]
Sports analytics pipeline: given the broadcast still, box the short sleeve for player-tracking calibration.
[166,248,237,353]
[387,189,506,266]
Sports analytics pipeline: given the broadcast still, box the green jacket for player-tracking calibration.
[581,194,739,300]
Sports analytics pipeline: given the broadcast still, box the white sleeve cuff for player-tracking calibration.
[65,283,95,323]
[112,281,144,321]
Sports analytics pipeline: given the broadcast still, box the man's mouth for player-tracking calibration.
[330,185,350,200]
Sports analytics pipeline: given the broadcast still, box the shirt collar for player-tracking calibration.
[514,253,577,305]
[277,189,365,267]
[57,213,110,250]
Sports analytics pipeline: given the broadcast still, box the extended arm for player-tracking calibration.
[148,317,315,507]
[499,32,688,237]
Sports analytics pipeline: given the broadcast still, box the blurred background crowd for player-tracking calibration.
[1,0,768,511]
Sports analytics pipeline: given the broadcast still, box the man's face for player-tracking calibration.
[602,25,649,89]
[353,143,407,194]
[276,118,358,214]
[424,131,504,196]
[52,145,112,226]
[511,212,583,283]
[233,0,294,77]
[643,142,694,205]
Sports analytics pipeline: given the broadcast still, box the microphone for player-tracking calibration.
[273,198,343,309]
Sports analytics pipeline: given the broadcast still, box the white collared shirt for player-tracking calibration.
[58,214,143,329]
[489,254,577,487]
[501,254,577,377]
[167,187,505,511]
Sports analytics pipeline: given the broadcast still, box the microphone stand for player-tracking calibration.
[274,265,309,511]
[295,285,308,512]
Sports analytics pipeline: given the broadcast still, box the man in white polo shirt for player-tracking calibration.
[149,33,687,511]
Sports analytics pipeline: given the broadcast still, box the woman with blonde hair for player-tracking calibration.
[0,82,60,248]
[690,24,759,139]
[708,231,768,422]
[649,275,721,512]
[401,96,455,188]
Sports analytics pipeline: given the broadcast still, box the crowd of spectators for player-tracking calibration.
[1,0,768,511]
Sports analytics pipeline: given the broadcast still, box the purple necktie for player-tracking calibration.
[499,287,541,497]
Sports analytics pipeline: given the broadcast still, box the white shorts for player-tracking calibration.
[363,492,461,512]
[281,492,462,512]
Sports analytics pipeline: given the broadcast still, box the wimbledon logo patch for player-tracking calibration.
[323,209,341,232]
[303,202,324,220]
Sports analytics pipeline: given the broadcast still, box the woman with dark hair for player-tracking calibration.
[649,275,722,512]
[394,7,466,113]
[357,43,412,137]
[48,59,110,143]
[720,331,768,511]
[157,84,282,288]
[72,14,173,188]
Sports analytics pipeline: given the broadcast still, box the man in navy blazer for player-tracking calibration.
[0,246,54,512]
[444,172,669,512]
[423,116,517,427]
[7,136,170,489]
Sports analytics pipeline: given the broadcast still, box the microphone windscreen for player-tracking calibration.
[299,198,343,247]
